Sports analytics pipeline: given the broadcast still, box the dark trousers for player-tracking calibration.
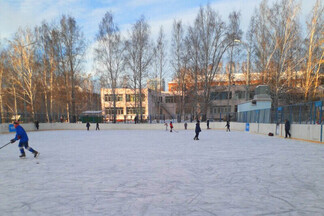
[19,141,36,155]
[285,129,291,138]
[194,132,199,140]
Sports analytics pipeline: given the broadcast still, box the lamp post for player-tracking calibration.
[234,39,250,101]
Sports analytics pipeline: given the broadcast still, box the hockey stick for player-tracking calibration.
[0,142,11,150]
[172,129,179,133]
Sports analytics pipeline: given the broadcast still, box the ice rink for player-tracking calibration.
[1,129,324,216]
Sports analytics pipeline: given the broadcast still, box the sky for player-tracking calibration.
[0,0,318,79]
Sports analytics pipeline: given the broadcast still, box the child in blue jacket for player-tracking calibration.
[10,121,39,158]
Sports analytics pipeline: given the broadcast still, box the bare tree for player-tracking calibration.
[57,15,86,122]
[152,26,167,121]
[95,12,125,123]
[125,16,153,122]
[8,28,38,121]
[250,0,301,106]
[303,0,323,100]
[0,44,6,122]
[36,21,58,122]
[187,5,233,120]
[170,20,188,121]
[226,11,243,109]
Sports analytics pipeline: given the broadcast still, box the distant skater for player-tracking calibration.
[96,122,100,130]
[184,122,188,130]
[10,121,39,158]
[207,119,210,129]
[194,120,201,140]
[285,119,291,138]
[35,120,39,130]
[225,121,230,132]
[86,122,90,131]
[170,121,173,132]
[164,122,168,131]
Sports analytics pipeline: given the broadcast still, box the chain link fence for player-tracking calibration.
[1,101,322,125]
[237,100,323,124]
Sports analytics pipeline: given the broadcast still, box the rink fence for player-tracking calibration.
[1,122,323,143]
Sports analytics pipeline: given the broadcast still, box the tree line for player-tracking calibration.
[0,0,322,123]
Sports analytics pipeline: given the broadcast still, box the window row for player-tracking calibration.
[105,107,146,115]
[210,106,231,114]
[104,94,146,102]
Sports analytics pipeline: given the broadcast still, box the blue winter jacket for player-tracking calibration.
[14,125,29,143]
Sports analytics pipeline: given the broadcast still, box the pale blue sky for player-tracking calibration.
[0,0,318,78]
[0,0,316,40]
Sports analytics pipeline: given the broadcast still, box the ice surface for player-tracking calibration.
[1,129,324,216]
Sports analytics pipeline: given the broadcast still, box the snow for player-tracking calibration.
[1,129,324,216]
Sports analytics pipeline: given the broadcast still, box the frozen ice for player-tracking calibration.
[1,129,324,215]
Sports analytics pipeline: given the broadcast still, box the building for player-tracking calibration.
[100,88,177,122]
[237,85,272,123]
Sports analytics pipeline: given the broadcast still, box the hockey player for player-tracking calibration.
[10,121,39,158]
[170,121,173,132]
[194,120,201,140]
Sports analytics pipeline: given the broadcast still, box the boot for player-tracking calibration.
[19,153,26,158]
[34,151,39,158]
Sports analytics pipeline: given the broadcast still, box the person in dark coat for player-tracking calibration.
[96,122,100,130]
[184,122,188,130]
[10,121,39,158]
[194,120,201,140]
[86,122,90,131]
[207,119,210,129]
[35,120,39,130]
[225,121,230,132]
[285,119,291,138]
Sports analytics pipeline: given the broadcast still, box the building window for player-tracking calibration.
[210,92,232,100]
[104,94,123,102]
[235,91,245,99]
[210,106,231,114]
[126,94,145,102]
[105,107,124,115]
[126,107,145,114]
[165,96,176,103]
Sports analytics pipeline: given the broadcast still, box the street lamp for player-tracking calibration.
[234,39,251,101]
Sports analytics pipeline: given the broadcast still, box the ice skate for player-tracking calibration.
[34,151,40,158]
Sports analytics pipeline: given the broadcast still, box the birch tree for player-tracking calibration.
[37,22,58,122]
[303,0,323,100]
[95,12,125,123]
[170,20,188,120]
[152,26,167,121]
[187,5,232,120]
[8,28,38,121]
[250,0,301,106]
[125,16,153,122]
[57,15,86,122]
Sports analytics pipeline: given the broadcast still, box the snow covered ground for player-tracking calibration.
[1,129,324,216]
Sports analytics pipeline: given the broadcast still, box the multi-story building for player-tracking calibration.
[100,88,178,122]
[101,69,306,122]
